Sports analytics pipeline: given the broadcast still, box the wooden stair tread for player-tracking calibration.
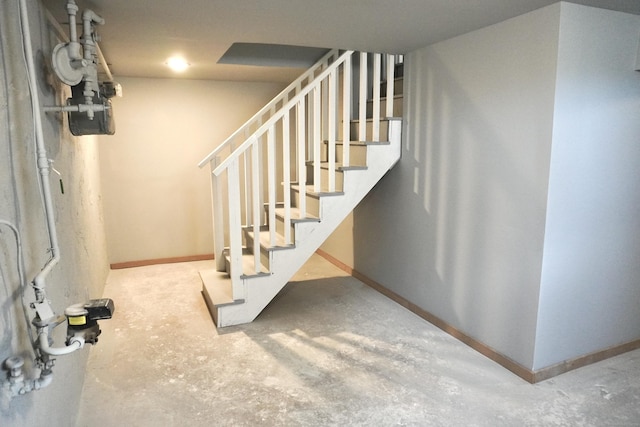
[368,94,404,101]
[240,251,270,276]
[319,162,367,171]
[223,248,270,276]
[246,226,295,250]
[199,269,240,307]
[340,142,390,149]
[305,160,368,171]
[274,207,320,222]
[291,183,344,197]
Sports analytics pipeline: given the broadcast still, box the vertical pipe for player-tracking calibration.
[19,0,60,295]
[68,1,78,42]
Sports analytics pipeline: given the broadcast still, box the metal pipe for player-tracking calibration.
[3,356,54,396]
[44,4,115,82]
[82,9,105,27]
[33,369,53,390]
[67,0,78,42]
[37,330,84,356]
[19,0,61,296]
[65,0,82,61]
[44,104,108,113]
[80,8,105,120]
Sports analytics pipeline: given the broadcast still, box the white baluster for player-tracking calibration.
[328,69,336,192]
[267,125,276,248]
[251,141,261,275]
[297,100,307,218]
[313,86,321,193]
[282,112,291,245]
[243,128,252,226]
[373,53,381,141]
[342,56,351,167]
[211,157,225,272]
[386,54,395,118]
[227,159,244,297]
[359,52,367,141]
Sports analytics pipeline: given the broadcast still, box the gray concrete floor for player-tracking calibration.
[76,254,640,426]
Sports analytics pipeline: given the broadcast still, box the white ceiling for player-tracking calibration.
[45,0,640,83]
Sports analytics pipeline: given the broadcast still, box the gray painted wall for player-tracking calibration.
[323,2,640,372]
[0,0,109,425]
[535,3,640,369]
[349,4,561,370]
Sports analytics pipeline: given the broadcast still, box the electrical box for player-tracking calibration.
[68,83,116,136]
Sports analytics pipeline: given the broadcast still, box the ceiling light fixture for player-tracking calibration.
[166,57,190,72]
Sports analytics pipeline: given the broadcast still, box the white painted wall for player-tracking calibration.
[98,78,285,264]
[534,4,640,369]
[323,4,561,369]
[321,212,355,267]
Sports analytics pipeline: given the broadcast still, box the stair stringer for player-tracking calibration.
[214,119,401,327]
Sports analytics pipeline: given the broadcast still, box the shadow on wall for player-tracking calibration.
[351,45,552,367]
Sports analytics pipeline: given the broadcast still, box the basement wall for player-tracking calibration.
[323,2,640,374]
[98,77,285,265]
[0,0,109,425]
[323,4,561,370]
[534,3,640,370]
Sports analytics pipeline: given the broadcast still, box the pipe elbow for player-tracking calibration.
[34,370,53,390]
[82,9,105,25]
[37,332,84,356]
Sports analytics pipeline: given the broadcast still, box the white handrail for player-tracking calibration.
[212,50,354,176]
[198,49,339,168]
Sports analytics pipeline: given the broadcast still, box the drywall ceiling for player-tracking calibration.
[45,0,640,83]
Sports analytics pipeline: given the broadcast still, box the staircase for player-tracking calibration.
[198,50,403,327]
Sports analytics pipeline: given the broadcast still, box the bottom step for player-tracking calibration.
[200,269,243,326]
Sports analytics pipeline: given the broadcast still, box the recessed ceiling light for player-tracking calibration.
[166,57,190,72]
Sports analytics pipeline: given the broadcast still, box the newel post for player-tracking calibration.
[211,156,226,271]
